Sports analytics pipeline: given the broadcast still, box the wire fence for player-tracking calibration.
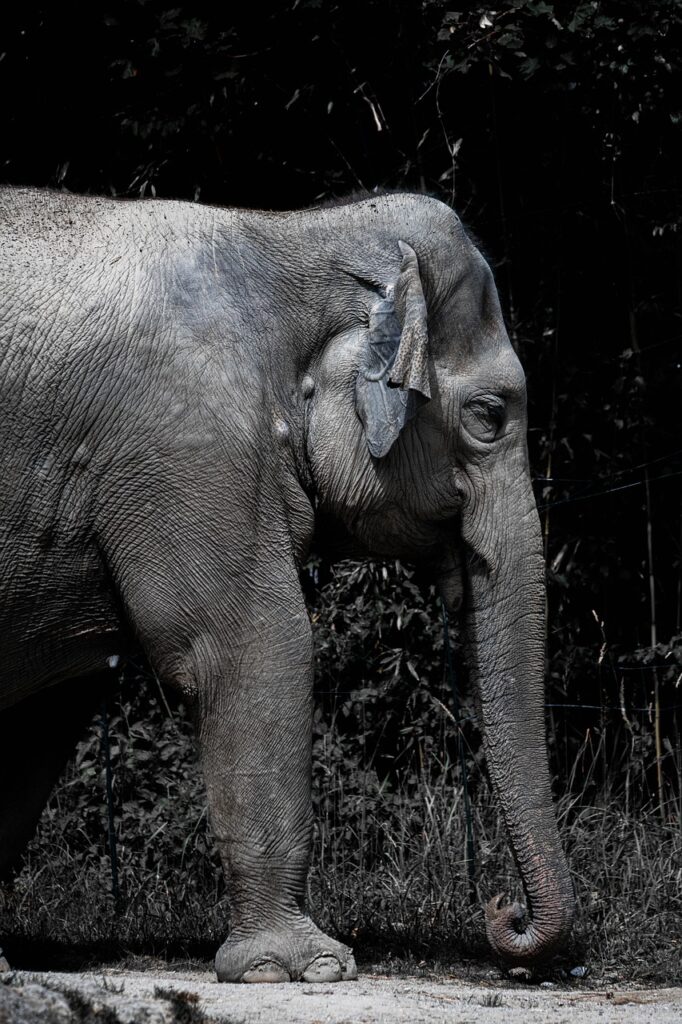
[535,462,682,512]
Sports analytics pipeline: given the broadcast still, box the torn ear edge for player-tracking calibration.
[388,241,431,399]
[355,240,431,458]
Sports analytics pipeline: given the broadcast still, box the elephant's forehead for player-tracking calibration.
[431,298,514,365]
[436,345,526,392]
[429,247,502,331]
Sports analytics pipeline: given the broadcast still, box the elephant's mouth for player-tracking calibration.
[312,511,370,563]
[432,540,464,615]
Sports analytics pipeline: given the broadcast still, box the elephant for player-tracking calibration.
[0,186,575,982]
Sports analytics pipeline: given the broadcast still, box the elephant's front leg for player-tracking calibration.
[194,608,356,984]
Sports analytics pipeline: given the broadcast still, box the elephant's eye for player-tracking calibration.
[463,397,506,441]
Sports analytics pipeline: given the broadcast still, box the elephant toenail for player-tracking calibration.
[341,953,358,981]
[301,953,343,983]
[241,959,291,983]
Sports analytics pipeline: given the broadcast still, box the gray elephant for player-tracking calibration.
[0,187,574,982]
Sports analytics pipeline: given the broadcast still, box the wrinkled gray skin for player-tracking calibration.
[0,188,575,982]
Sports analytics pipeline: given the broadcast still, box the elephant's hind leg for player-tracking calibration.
[0,679,102,881]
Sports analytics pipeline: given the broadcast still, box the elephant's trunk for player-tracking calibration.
[456,483,575,964]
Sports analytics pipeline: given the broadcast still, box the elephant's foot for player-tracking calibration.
[0,947,9,972]
[215,917,357,983]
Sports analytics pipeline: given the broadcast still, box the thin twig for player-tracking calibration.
[645,469,665,821]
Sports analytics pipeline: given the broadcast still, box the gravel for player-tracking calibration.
[2,968,682,1024]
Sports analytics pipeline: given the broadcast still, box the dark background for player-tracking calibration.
[1,1,680,834]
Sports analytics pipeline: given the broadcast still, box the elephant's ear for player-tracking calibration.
[355,240,431,458]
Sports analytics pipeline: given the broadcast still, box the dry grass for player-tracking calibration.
[309,765,682,984]
[1,715,680,986]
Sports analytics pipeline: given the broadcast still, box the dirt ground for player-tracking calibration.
[2,967,682,1024]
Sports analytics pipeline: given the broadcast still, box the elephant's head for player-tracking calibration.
[303,194,575,964]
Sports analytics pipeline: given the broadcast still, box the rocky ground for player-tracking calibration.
[2,967,682,1024]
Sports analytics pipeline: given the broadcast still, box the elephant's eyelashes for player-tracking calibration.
[463,397,506,441]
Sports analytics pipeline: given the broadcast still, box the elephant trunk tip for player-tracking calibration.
[484,893,574,966]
